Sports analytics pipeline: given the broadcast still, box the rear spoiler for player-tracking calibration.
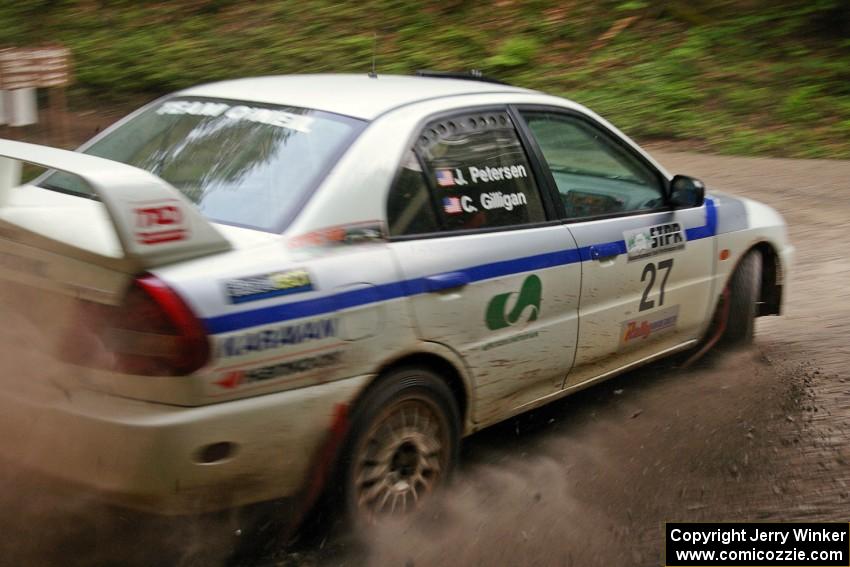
[0,139,231,272]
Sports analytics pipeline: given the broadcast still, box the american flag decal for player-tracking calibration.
[436,169,455,187]
[443,197,462,214]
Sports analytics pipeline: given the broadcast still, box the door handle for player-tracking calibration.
[424,271,470,292]
[589,242,623,260]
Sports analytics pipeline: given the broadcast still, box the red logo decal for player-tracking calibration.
[133,201,188,245]
[215,371,244,389]
[623,321,652,342]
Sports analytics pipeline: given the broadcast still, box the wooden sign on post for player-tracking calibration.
[0,46,71,90]
[0,46,72,145]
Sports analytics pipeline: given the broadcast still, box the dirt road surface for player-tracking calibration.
[0,150,848,566]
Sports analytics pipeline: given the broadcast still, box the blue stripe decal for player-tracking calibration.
[203,249,582,334]
[686,197,717,240]
[577,240,628,262]
[203,199,718,334]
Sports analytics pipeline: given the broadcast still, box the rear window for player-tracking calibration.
[38,97,365,232]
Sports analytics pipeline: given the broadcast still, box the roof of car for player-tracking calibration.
[178,73,535,120]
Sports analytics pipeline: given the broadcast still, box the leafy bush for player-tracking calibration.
[1,0,848,158]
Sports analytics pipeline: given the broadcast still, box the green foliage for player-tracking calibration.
[1,0,848,158]
[779,85,823,123]
[616,1,648,11]
[486,37,541,70]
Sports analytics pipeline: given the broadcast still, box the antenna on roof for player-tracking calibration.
[368,33,378,78]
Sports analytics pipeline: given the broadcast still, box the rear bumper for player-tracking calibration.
[0,375,368,515]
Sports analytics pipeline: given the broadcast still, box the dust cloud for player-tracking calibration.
[0,330,801,567]
[0,282,240,567]
[315,349,803,567]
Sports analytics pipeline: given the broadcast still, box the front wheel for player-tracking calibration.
[722,250,762,346]
[339,366,460,526]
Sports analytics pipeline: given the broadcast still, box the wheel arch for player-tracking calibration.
[359,345,473,434]
[719,239,783,317]
[297,347,471,531]
[703,238,784,340]
[751,240,783,316]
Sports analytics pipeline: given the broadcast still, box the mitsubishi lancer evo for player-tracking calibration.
[0,73,792,526]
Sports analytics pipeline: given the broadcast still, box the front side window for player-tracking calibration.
[38,97,365,232]
[392,110,546,234]
[520,112,665,219]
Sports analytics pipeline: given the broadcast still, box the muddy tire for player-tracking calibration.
[338,366,460,527]
[722,250,762,346]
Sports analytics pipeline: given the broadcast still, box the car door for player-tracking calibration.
[514,108,715,387]
[387,108,581,425]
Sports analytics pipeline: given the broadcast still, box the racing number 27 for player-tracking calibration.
[639,259,674,311]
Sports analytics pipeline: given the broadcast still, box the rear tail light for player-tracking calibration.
[60,274,209,376]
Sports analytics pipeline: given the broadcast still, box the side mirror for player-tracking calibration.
[669,174,705,208]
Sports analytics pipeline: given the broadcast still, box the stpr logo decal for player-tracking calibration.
[485,274,542,331]
[623,222,686,261]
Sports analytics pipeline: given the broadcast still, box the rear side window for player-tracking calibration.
[387,150,441,236]
[387,110,546,236]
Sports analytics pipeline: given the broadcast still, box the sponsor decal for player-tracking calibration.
[215,371,244,389]
[156,100,314,133]
[287,221,385,249]
[133,199,188,245]
[342,224,384,244]
[623,222,686,261]
[485,274,542,331]
[220,318,338,357]
[215,351,342,389]
[620,305,679,346]
[224,268,313,304]
[482,330,539,351]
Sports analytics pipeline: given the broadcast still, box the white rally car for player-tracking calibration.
[0,73,791,524]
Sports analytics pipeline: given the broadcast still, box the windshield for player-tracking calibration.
[39,97,365,232]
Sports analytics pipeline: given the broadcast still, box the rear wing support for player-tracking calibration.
[0,139,231,271]
[0,156,21,208]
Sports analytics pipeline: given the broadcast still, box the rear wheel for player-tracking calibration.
[340,366,460,526]
[722,250,762,346]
